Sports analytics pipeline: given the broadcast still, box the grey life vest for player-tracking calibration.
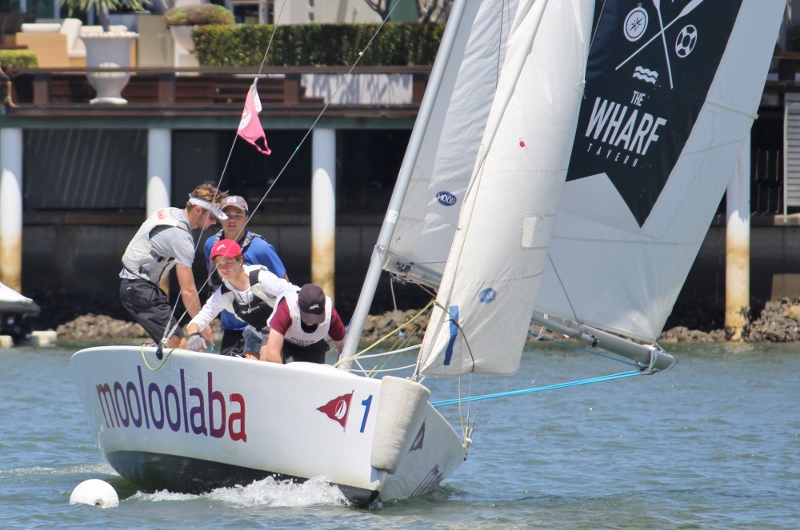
[121,208,190,284]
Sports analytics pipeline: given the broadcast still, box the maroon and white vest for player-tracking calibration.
[269,290,332,347]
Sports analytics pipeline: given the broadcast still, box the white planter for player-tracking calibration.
[81,32,139,105]
[169,25,196,53]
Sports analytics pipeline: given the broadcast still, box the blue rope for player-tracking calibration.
[431,370,644,407]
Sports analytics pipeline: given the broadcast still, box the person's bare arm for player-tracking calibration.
[260,328,284,363]
[176,264,202,318]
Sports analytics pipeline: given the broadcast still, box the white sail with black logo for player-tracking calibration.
[534,0,785,344]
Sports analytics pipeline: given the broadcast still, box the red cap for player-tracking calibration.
[210,239,242,260]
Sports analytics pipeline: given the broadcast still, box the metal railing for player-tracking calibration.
[752,149,783,215]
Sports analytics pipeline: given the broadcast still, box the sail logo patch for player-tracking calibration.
[566,0,743,226]
[624,6,648,41]
[632,66,658,84]
[675,25,698,57]
[317,392,353,430]
[436,191,457,206]
[478,288,496,303]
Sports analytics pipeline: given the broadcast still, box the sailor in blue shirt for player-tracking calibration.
[204,195,288,356]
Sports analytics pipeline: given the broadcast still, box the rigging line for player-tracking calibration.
[389,276,402,332]
[531,332,640,367]
[546,253,579,323]
[157,0,293,346]
[456,374,470,455]
[466,374,489,445]
[159,146,238,345]
[200,0,287,251]
[588,0,607,50]
[235,7,401,242]
[141,342,175,371]
[160,0,397,346]
[257,0,288,74]
[431,370,644,407]
[334,299,434,367]
[367,333,418,377]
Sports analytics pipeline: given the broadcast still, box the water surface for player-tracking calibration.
[1,342,797,528]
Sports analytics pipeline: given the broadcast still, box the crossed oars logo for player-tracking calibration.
[616,0,705,89]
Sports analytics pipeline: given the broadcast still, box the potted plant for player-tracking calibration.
[59,0,146,103]
[164,4,234,53]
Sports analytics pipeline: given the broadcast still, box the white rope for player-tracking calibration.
[348,363,417,374]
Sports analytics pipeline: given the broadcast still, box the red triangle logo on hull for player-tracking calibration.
[317,392,353,430]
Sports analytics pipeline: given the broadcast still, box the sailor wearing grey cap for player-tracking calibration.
[120,183,227,349]
[261,284,346,365]
[204,194,288,356]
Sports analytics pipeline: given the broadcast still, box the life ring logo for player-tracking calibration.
[478,288,496,303]
[675,25,698,58]
[436,191,457,206]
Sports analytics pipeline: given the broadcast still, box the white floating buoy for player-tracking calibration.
[31,330,58,347]
[69,479,119,508]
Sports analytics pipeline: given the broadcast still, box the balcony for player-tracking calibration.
[1,65,432,119]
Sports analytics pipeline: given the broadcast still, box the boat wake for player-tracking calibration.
[130,476,350,507]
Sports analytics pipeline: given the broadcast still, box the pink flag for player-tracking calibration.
[238,81,271,155]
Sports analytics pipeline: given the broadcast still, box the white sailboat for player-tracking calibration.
[70,0,784,505]
[0,281,40,341]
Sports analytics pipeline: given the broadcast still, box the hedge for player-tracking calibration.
[194,23,444,67]
[0,50,38,69]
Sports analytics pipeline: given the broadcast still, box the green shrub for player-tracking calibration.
[164,4,235,26]
[194,23,444,67]
[0,50,38,69]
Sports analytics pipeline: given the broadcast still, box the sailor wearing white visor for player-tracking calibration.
[120,184,228,349]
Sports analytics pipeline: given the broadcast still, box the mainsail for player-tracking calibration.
[534,0,786,343]
[417,0,595,376]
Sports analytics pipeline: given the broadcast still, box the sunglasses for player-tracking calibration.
[198,207,217,222]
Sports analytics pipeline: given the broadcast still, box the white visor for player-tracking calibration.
[189,196,228,221]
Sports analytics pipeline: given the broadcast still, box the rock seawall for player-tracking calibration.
[54,298,800,344]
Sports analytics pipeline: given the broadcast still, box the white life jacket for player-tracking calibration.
[219,265,281,328]
[121,208,190,284]
[269,290,332,347]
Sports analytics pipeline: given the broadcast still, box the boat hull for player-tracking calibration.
[70,346,463,504]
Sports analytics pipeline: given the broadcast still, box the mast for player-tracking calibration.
[338,0,471,366]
